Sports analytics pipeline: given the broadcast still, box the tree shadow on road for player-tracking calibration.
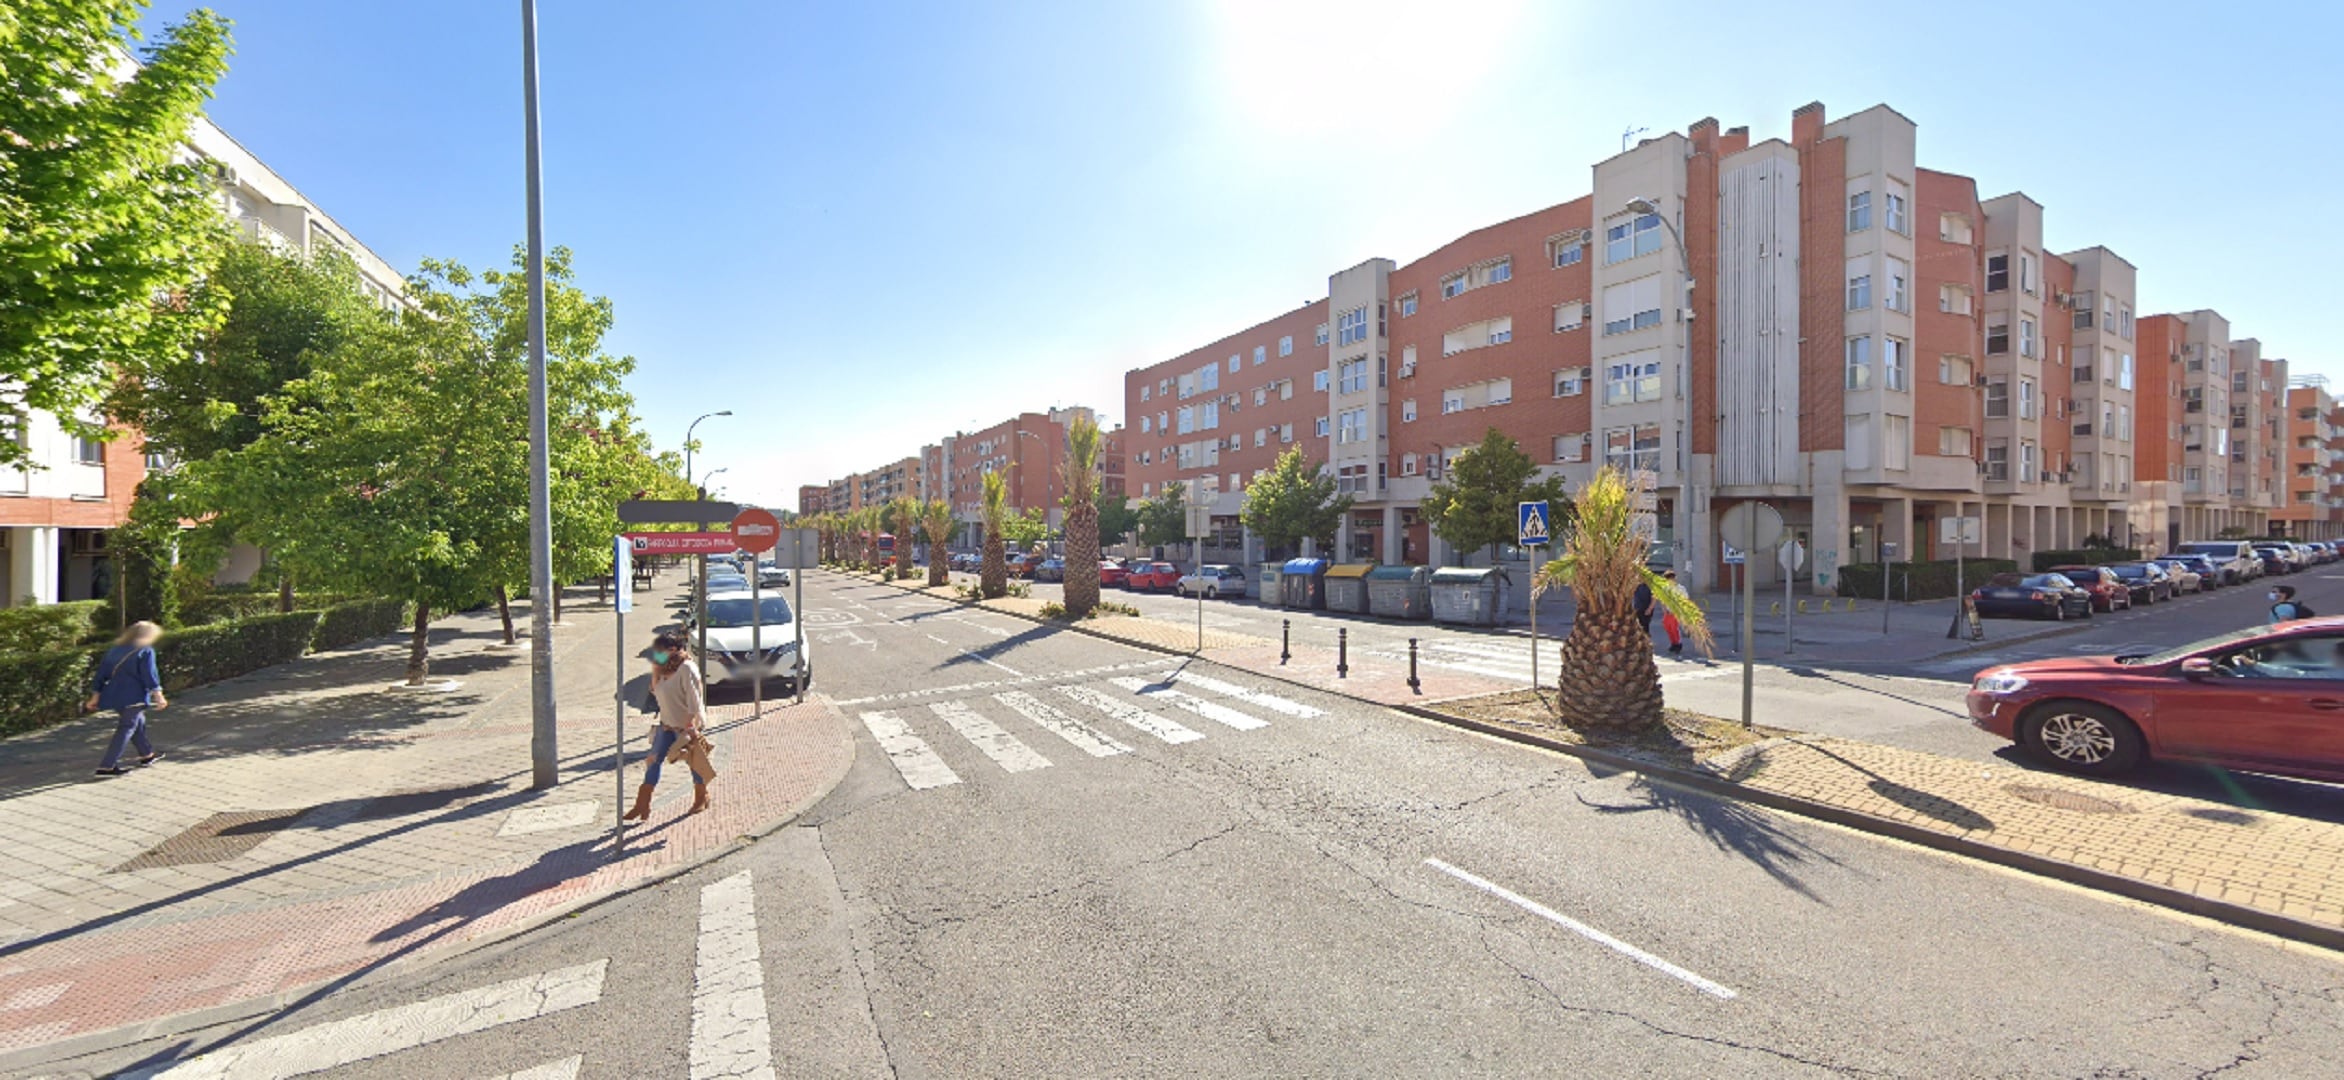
[1576,766,1843,903]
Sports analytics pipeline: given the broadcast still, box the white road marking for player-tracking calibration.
[994,691,1130,757]
[1056,684,1204,744]
[485,1056,584,1080]
[929,700,1052,772]
[1424,858,1735,1000]
[1154,671,1324,717]
[1110,677,1269,731]
[691,870,777,1080]
[829,659,1169,706]
[134,961,608,1079]
[859,711,962,789]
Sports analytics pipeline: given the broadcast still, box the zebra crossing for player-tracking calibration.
[856,671,1322,791]
[1366,636,1736,688]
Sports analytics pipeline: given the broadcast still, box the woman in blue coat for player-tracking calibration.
[85,621,168,777]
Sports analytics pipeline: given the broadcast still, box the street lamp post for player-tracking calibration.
[684,410,733,489]
[1626,196,1697,592]
[522,0,557,789]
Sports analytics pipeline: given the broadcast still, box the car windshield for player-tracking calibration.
[2177,543,2238,557]
[1985,572,2023,587]
[2020,574,2066,588]
[2126,626,2271,666]
[2109,565,2147,579]
[707,576,748,590]
[705,596,794,628]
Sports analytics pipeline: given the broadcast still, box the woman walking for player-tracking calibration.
[624,630,710,821]
[86,621,167,777]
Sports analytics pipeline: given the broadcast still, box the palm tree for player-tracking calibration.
[1533,466,1711,728]
[920,498,956,586]
[979,470,1009,598]
[889,497,920,580]
[1060,415,1103,616]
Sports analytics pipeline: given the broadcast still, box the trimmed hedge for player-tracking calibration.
[180,592,354,627]
[2030,548,2141,572]
[0,601,109,653]
[0,598,412,738]
[1836,558,2020,601]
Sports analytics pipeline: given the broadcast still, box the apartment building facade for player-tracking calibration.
[797,485,829,516]
[1117,101,2303,592]
[1,116,406,607]
[2272,378,2344,539]
[817,406,1122,549]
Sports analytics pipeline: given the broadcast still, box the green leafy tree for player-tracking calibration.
[1,3,232,467]
[1535,466,1711,728]
[1095,490,1139,551]
[1240,448,1351,562]
[1419,428,1570,565]
[979,472,1009,598]
[1060,415,1103,616]
[1001,507,1049,553]
[1136,482,1187,549]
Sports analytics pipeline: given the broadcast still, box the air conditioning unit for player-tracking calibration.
[213,162,240,188]
[1398,362,1416,378]
[2056,291,2074,306]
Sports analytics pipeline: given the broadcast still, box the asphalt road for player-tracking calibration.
[63,570,2344,1078]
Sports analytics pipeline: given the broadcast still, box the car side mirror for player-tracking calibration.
[2178,657,2217,680]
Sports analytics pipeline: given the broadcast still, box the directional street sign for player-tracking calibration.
[612,536,632,615]
[624,532,741,555]
[1186,504,1214,540]
[617,499,739,525]
[1517,500,1552,546]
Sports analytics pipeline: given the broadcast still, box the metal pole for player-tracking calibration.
[1740,510,1756,729]
[1882,548,1893,635]
[1407,638,1420,693]
[1281,618,1290,664]
[522,0,557,790]
[751,550,763,718]
[613,599,624,852]
[794,535,806,705]
[1337,628,1348,678]
[1949,500,1966,640]
[1528,543,1539,690]
[1783,548,1794,656]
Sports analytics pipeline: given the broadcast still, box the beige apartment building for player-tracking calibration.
[1117,101,2305,593]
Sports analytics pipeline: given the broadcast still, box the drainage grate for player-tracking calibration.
[2005,784,2134,815]
[114,809,307,871]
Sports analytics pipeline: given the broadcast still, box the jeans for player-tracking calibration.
[643,725,704,789]
[100,706,152,769]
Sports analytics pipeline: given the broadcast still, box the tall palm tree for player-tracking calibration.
[979,470,1009,599]
[1060,415,1103,616]
[921,498,956,586]
[1533,465,1711,728]
[889,497,919,580]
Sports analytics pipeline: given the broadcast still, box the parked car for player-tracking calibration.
[1967,618,2344,780]
[2174,540,2260,584]
[2046,565,2133,612]
[2252,543,2299,576]
[2151,559,2205,594]
[1033,557,1067,582]
[2303,541,2336,565]
[2106,562,2175,605]
[2159,553,2225,589]
[1969,572,2093,620]
[703,572,750,595]
[1176,564,1249,598]
[1006,553,1041,578]
[1128,561,1183,591]
[756,562,791,588]
[1097,560,1129,588]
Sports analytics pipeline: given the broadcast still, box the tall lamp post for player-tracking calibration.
[684,410,733,489]
[522,0,556,789]
[1626,196,1696,591]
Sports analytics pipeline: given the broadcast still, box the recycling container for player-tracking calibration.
[1430,567,1507,626]
[1324,564,1375,613]
[1366,565,1434,620]
[1279,558,1330,610]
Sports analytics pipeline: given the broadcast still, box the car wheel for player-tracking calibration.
[1206,587,1219,599]
[2052,602,2066,622]
[2020,701,2145,775]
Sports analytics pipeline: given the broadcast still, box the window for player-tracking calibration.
[1177,407,1195,434]
[1398,292,1418,317]
[1847,257,1872,311]
[1314,417,1330,438]
[2117,353,2134,391]
[1486,259,1512,284]
[1554,368,1585,397]
[1313,370,1330,392]
[1139,416,1151,434]
[2019,318,2036,359]
[1338,359,1371,394]
[1281,423,1294,443]
[1884,180,1908,234]
[1553,301,1585,332]
[1550,235,1585,267]
[2119,305,2133,341]
[1279,335,1294,356]
[1553,433,1587,463]
[74,433,106,465]
[1254,345,1267,366]
[1604,213,1663,264]
[1939,426,1973,456]
[1605,350,1662,404]
[1200,364,1219,391]
[1986,252,2009,293]
[1985,440,2009,481]
[1441,273,1467,299]
[1315,323,1329,347]
[1939,355,1973,386]
[2073,291,2096,330]
[1488,316,1512,345]
[1140,385,1150,402]
[1886,257,1909,312]
[1938,284,1972,315]
[1939,213,1973,245]
[1399,345,1417,375]
[1602,424,1662,473]
[1336,408,1367,444]
[1202,402,1220,429]
[1845,336,1872,390]
[1985,378,2010,419]
[1441,392,1464,414]
[1401,399,1417,422]
[2116,404,2130,441]
[1986,315,2009,356]
[2019,252,2038,295]
[1846,414,1874,470]
[1601,275,1663,336]
[1336,305,1370,347]
[1156,411,1168,431]
[1255,428,1267,447]
[1847,188,1872,232]
[1255,387,1268,406]
[1229,355,1241,374]
[2018,377,2037,421]
[1402,454,1419,476]
[1488,377,1512,405]
[2020,441,2037,484]
[1884,338,1909,391]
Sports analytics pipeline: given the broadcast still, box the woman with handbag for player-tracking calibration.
[86,621,167,777]
[624,630,710,821]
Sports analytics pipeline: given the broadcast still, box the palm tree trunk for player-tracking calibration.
[1555,605,1664,727]
[981,529,1007,598]
[406,602,432,685]
[1064,502,1100,616]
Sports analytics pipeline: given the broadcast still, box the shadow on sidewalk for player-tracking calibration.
[1790,742,1996,832]
[1984,746,2344,827]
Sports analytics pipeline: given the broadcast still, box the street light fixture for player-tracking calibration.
[521,0,556,789]
[684,410,733,487]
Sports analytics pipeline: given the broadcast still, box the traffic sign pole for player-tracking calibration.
[1518,501,1551,701]
[731,509,782,719]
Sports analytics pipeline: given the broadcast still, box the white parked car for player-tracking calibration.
[687,590,811,693]
[756,561,791,588]
[1175,564,1249,599]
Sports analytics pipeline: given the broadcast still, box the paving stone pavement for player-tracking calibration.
[0,577,855,1060]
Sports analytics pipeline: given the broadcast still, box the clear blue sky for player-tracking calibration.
[145,0,2339,512]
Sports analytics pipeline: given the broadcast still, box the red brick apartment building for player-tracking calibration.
[2272,380,2344,539]
[1119,101,2309,592]
[820,406,1121,549]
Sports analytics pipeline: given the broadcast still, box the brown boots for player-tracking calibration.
[623,784,654,822]
[688,784,711,815]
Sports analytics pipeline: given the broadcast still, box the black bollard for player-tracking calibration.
[1281,619,1291,664]
[1407,637,1420,693]
[1337,627,1349,678]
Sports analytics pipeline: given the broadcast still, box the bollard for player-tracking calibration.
[1337,628,1349,678]
[1407,638,1421,693]
[1796,599,1809,615]
[1769,601,1781,616]
[1844,597,1856,613]
[1281,619,1291,664]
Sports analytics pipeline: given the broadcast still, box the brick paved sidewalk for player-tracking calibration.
[0,578,855,1062]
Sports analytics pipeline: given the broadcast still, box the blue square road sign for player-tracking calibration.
[1517,501,1552,546]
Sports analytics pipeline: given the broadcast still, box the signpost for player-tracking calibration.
[732,508,780,717]
[1778,539,1807,655]
[1186,504,1213,653]
[1518,500,1551,692]
[1717,501,1785,729]
[780,527,818,703]
[1941,514,1982,640]
[611,534,631,851]
[1723,541,1745,657]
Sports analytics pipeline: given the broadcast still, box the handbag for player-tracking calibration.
[665,731,718,783]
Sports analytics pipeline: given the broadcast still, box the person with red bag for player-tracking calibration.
[1658,570,1686,658]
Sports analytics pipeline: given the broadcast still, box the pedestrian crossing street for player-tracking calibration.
[857,670,1323,792]
[1365,636,1735,688]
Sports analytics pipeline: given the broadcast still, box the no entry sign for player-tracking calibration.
[624,532,740,555]
[731,507,781,554]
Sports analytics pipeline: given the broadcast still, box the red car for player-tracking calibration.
[1006,553,1040,579]
[2046,565,2132,612]
[1126,561,1182,591]
[1967,617,2344,780]
[1097,560,1128,588]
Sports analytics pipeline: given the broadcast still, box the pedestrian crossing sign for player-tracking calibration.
[1518,500,1552,546]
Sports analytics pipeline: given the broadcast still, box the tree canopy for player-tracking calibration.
[1136,482,1188,548]
[1419,428,1571,564]
[1240,448,1351,560]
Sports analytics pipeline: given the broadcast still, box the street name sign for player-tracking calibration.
[624,532,741,555]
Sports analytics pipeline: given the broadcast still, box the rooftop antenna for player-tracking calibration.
[1621,125,1649,152]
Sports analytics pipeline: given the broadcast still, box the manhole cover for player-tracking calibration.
[2005,784,2133,814]
[114,809,307,871]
